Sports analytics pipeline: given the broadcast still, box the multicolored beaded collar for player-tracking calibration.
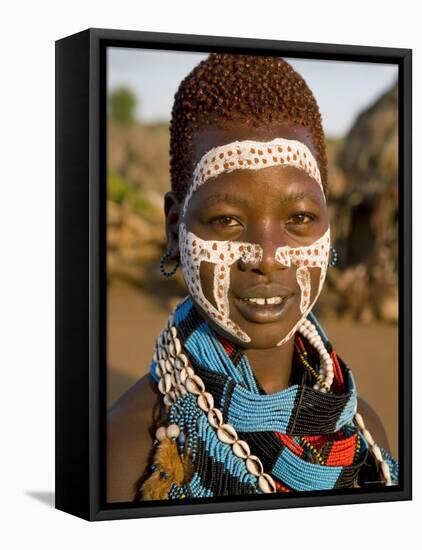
[139,296,398,500]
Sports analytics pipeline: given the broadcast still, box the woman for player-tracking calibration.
[107,53,399,502]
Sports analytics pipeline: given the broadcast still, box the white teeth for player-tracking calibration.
[243,296,285,305]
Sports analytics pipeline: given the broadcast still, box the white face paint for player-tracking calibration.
[178,137,330,346]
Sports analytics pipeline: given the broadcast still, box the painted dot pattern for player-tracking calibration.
[273,227,330,346]
[181,137,324,218]
[179,222,262,342]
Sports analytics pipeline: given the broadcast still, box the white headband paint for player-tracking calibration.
[181,137,325,218]
[178,137,330,346]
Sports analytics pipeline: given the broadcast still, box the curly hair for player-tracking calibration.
[169,53,328,203]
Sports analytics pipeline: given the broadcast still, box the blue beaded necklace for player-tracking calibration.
[146,296,399,498]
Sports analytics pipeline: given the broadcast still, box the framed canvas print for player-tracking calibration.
[55,28,412,521]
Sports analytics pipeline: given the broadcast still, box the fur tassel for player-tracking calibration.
[140,437,194,501]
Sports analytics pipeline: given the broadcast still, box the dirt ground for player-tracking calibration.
[107,280,398,458]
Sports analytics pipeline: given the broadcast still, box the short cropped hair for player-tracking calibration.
[169,53,328,204]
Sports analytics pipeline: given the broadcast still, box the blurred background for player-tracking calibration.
[106,48,399,457]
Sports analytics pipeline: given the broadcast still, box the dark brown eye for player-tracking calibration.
[286,212,314,225]
[211,216,241,228]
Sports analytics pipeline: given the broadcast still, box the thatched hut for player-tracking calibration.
[323,82,398,323]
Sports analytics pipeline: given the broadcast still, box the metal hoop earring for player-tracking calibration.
[160,251,180,277]
[329,247,338,267]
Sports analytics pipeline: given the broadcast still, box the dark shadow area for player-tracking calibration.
[108,366,138,408]
[26,491,55,508]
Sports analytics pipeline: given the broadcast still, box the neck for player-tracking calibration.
[243,336,296,394]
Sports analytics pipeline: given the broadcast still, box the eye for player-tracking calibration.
[210,215,242,228]
[286,212,315,226]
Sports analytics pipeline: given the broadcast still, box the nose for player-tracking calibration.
[239,224,287,276]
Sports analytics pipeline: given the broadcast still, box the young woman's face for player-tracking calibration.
[177,121,329,349]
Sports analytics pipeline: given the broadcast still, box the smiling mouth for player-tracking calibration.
[233,294,294,323]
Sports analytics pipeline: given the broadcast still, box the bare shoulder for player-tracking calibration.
[107,373,164,503]
[357,396,391,454]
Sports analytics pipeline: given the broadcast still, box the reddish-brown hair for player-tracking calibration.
[169,53,328,203]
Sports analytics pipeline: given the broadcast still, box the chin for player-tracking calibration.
[236,326,296,350]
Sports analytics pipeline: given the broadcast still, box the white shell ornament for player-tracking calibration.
[163,393,175,407]
[216,423,238,445]
[246,455,264,476]
[185,375,205,395]
[232,439,251,459]
[208,408,223,428]
[258,473,277,493]
[197,392,214,412]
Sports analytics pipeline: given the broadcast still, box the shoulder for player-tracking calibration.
[107,372,164,503]
[356,395,391,453]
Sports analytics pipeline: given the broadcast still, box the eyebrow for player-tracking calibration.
[280,191,320,205]
[202,193,251,209]
[201,190,322,209]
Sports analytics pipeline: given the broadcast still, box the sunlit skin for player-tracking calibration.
[165,120,329,393]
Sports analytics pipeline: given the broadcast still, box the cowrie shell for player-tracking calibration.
[167,355,176,368]
[180,369,188,384]
[157,346,167,361]
[258,473,276,493]
[163,393,175,407]
[180,367,194,384]
[232,439,251,459]
[217,423,238,445]
[174,357,185,370]
[185,375,205,395]
[177,353,189,367]
[246,455,264,476]
[169,338,182,357]
[197,392,214,412]
[158,373,172,394]
[169,326,178,339]
[208,408,223,428]
[156,360,166,377]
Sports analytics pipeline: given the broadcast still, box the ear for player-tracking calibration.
[163,191,181,260]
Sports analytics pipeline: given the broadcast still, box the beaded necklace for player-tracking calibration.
[140,296,399,499]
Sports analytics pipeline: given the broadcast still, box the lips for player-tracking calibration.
[236,284,294,301]
[234,285,295,324]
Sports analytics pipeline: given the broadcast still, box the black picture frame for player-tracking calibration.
[55,27,412,521]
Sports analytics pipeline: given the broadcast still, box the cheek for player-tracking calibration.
[308,267,324,299]
[198,261,218,306]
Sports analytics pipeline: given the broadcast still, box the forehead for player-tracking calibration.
[189,165,326,211]
[190,120,318,168]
